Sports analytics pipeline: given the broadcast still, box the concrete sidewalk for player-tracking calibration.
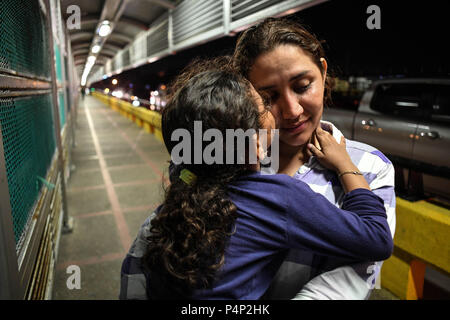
[52,95,170,299]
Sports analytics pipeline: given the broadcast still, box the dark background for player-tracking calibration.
[92,0,450,100]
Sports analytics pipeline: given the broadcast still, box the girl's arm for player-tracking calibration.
[284,179,393,262]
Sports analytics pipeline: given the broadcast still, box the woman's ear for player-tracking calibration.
[253,132,266,163]
[320,58,328,85]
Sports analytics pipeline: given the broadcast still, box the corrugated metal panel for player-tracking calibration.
[231,0,282,21]
[172,0,223,46]
[112,51,122,71]
[122,49,130,67]
[131,33,147,63]
[147,12,169,57]
[230,0,322,31]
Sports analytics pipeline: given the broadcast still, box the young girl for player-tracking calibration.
[120,62,393,300]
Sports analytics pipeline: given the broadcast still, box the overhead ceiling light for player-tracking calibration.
[91,45,101,53]
[98,20,112,37]
[87,55,97,65]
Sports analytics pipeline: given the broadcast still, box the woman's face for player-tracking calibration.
[248,44,327,148]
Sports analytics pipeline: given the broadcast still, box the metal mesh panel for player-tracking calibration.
[0,0,50,79]
[0,95,56,245]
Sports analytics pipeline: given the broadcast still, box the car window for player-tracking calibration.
[329,91,361,111]
[432,85,450,123]
[370,83,427,119]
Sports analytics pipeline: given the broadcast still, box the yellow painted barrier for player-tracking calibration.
[381,198,450,299]
[91,92,163,143]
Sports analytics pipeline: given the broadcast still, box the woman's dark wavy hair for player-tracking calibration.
[232,17,334,107]
[143,58,264,298]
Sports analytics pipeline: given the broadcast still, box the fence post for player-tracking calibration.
[44,0,73,233]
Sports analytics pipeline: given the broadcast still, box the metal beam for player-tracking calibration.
[100,0,124,21]
[102,43,122,52]
[143,0,176,10]
[119,16,150,31]
[0,74,51,90]
[69,32,93,42]
[71,43,91,51]
[109,32,132,44]
[72,48,90,56]
[72,14,149,32]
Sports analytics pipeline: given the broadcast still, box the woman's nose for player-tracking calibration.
[279,93,303,120]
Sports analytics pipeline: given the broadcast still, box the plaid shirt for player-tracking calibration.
[119,121,396,300]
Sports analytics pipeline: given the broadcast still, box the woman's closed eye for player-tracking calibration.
[262,83,312,104]
[293,83,311,94]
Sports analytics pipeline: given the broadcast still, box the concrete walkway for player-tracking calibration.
[52,95,170,299]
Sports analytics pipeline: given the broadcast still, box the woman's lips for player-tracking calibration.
[282,119,309,134]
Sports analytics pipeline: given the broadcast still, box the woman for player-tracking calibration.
[121,63,392,299]
[232,17,396,299]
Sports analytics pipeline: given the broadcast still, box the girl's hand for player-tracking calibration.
[307,126,355,173]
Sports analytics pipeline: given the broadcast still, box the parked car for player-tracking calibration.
[323,78,450,201]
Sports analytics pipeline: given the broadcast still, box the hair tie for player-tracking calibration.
[179,169,197,185]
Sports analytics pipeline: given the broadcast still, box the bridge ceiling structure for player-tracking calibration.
[60,0,327,86]
[61,0,177,84]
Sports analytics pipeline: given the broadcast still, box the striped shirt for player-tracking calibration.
[263,121,396,300]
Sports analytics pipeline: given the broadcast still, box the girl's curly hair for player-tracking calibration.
[143,58,264,298]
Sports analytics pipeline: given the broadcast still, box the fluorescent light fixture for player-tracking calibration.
[91,45,101,53]
[98,21,112,37]
[87,55,96,64]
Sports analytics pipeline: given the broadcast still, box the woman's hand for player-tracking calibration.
[307,126,370,192]
[306,126,354,173]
